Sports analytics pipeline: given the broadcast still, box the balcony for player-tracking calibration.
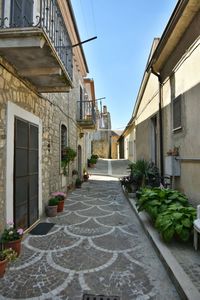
[77,101,96,130]
[0,0,73,92]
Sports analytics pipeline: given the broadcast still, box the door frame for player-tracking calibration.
[6,101,42,225]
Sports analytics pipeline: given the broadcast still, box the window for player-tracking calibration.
[61,124,67,161]
[173,94,182,131]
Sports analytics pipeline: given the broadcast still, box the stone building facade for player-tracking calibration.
[0,0,93,231]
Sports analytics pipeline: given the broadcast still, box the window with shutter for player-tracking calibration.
[173,94,182,131]
[23,0,33,26]
[11,0,33,27]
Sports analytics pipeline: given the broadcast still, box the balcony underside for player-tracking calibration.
[77,120,96,130]
[0,28,73,92]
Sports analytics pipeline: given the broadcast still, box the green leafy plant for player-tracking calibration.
[88,158,97,165]
[128,160,160,189]
[0,248,17,262]
[136,187,189,220]
[136,187,196,242]
[48,198,59,206]
[61,147,77,175]
[91,154,98,160]
[155,204,196,242]
[51,192,66,201]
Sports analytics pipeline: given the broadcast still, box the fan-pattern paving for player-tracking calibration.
[0,176,180,300]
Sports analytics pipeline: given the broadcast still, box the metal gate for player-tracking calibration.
[14,117,39,229]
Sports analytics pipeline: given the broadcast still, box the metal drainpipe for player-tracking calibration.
[151,68,164,183]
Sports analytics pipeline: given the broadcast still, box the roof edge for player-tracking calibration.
[67,0,89,73]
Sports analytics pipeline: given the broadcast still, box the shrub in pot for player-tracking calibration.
[52,192,66,213]
[75,178,82,188]
[0,248,17,278]
[1,222,24,256]
[128,160,160,189]
[88,157,97,167]
[46,198,59,217]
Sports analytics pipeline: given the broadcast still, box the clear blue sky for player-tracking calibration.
[71,0,177,130]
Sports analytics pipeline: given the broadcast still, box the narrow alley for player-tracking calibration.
[0,160,180,300]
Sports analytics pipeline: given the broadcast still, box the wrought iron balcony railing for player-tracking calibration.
[0,0,73,80]
[77,101,96,129]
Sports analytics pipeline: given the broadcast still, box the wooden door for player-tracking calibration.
[14,117,38,229]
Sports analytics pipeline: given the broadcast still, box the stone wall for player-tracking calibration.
[91,110,111,158]
[0,57,84,231]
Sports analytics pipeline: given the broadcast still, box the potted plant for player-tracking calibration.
[75,178,82,188]
[52,191,66,213]
[0,248,17,278]
[1,222,24,256]
[46,198,59,217]
[91,154,98,161]
[88,157,96,168]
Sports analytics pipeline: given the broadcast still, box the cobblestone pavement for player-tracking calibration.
[169,239,200,292]
[0,175,180,300]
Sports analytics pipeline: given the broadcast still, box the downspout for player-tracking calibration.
[151,68,164,183]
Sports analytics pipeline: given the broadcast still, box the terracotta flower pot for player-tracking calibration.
[0,259,7,278]
[46,205,58,217]
[4,239,22,257]
[57,200,64,212]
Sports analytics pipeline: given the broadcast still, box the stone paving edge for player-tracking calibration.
[123,189,200,300]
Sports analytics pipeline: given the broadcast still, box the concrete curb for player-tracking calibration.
[125,192,200,300]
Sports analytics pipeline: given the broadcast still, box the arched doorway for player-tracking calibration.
[78,145,82,178]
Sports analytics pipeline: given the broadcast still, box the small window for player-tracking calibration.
[61,124,67,161]
[173,94,182,131]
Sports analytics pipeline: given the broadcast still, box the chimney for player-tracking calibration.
[103,105,107,114]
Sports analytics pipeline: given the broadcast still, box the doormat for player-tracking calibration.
[29,223,55,235]
[83,294,120,300]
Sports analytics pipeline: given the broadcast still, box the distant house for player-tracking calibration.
[122,0,200,206]
[111,130,123,159]
[118,116,136,161]
[0,1,97,231]
[91,105,112,158]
